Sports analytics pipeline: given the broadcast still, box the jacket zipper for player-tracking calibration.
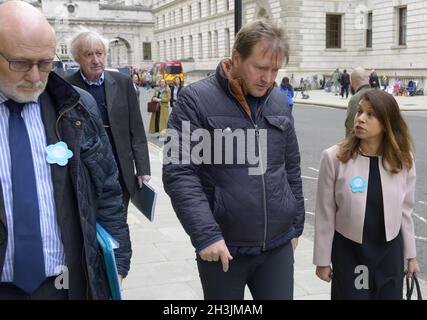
[254,124,268,251]
[227,84,271,250]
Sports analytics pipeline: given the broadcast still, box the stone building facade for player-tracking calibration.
[4,0,155,68]
[3,0,427,87]
[153,0,427,89]
[152,0,235,74]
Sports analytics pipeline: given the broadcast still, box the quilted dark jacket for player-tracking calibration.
[47,73,131,299]
[163,63,305,255]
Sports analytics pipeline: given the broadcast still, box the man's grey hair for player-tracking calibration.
[233,19,289,64]
[69,30,109,60]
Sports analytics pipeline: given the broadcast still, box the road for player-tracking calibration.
[137,88,427,282]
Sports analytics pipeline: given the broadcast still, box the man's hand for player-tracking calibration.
[291,237,299,252]
[406,258,421,278]
[137,175,151,188]
[198,240,233,272]
[316,266,333,282]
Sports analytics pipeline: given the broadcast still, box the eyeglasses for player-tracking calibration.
[0,51,54,72]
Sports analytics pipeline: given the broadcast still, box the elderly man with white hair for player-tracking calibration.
[66,31,151,216]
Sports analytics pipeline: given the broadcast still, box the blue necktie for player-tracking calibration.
[5,100,46,295]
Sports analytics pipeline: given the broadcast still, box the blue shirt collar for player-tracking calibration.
[80,70,105,86]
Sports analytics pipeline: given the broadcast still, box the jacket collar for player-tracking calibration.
[356,84,371,94]
[44,71,81,113]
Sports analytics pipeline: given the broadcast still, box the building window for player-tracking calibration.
[225,0,229,11]
[198,33,203,58]
[157,41,160,60]
[189,5,192,21]
[224,28,230,57]
[198,1,202,18]
[169,39,173,59]
[60,44,68,55]
[213,31,218,57]
[169,12,172,27]
[163,40,167,60]
[398,7,407,46]
[326,14,342,49]
[143,42,152,60]
[180,8,183,24]
[162,15,165,28]
[189,35,193,58]
[156,17,159,29]
[208,0,211,16]
[366,12,372,48]
[180,37,184,59]
[213,0,217,15]
[208,31,212,58]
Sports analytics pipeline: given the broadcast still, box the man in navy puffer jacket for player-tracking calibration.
[163,20,305,300]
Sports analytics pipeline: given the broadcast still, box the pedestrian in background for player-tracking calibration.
[331,68,341,96]
[170,75,183,108]
[163,19,305,300]
[132,73,141,103]
[149,78,170,135]
[144,71,152,90]
[314,89,420,299]
[344,67,371,136]
[340,69,350,99]
[279,76,294,112]
[381,74,389,91]
[67,30,151,213]
[369,69,380,88]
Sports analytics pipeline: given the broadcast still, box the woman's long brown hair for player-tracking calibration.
[337,89,413,173]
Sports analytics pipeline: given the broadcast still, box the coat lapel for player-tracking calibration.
[39,92,69,229]
[104,71,117,114]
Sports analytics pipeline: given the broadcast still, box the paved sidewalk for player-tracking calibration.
[294,89,427,111]
[121,143,426,300]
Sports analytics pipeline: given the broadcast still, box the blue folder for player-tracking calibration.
[96,223,122,300]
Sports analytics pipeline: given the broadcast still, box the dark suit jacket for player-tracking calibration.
[170,85,183,108]
[66,70,151,195]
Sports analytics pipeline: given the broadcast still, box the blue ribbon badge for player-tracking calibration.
[46,142,73,166]
[349,176,367,193]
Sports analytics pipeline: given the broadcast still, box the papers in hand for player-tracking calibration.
[96,223,122,300]
[131,181,157,222]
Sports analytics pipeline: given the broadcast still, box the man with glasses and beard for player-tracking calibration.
[0,1,131,300]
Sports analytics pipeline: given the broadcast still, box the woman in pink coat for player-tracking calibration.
[313,89,420,299]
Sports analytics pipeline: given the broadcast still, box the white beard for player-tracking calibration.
[0,79,47,103]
